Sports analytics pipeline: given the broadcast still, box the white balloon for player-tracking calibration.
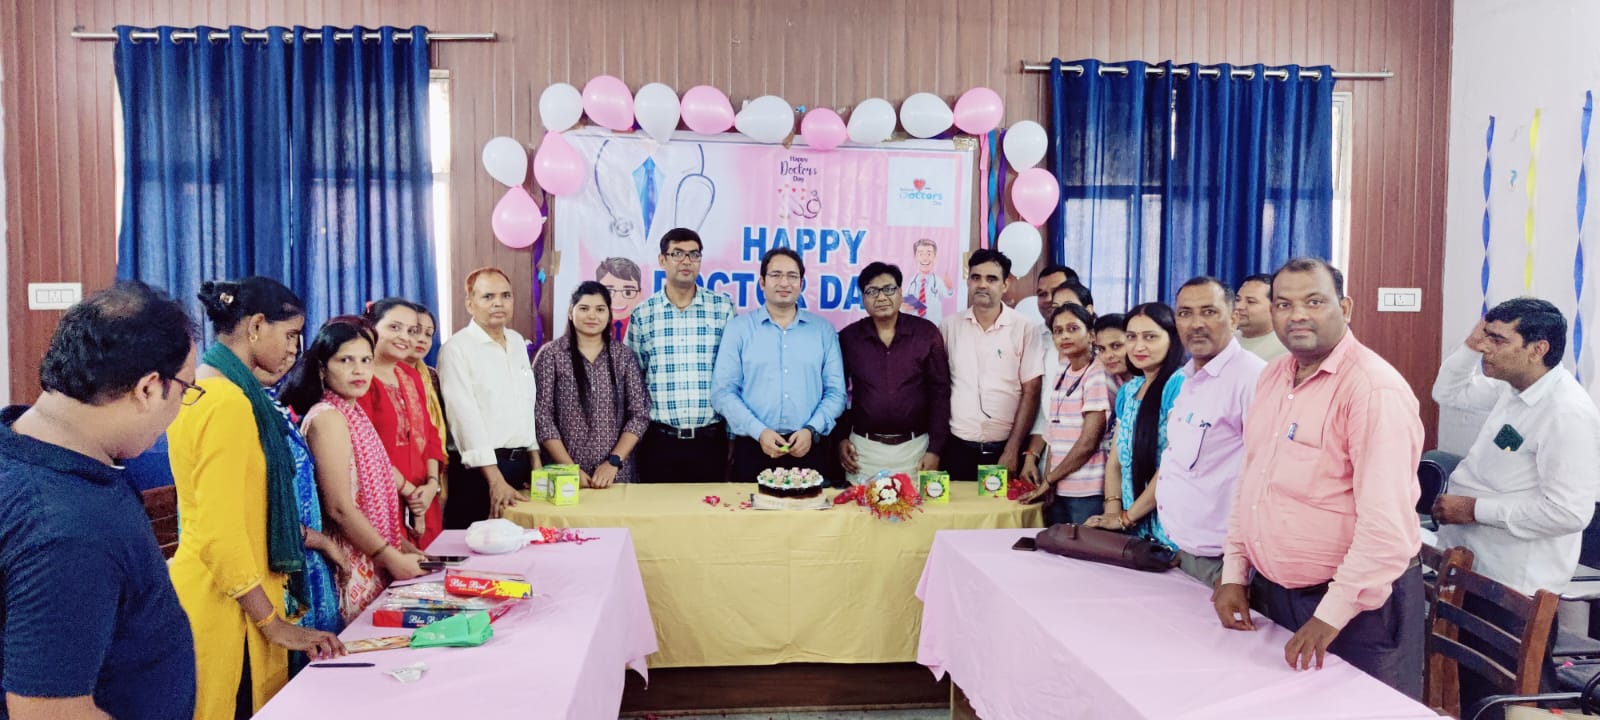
[900,92,953,139]
[996,222,1043,275]
[634,82,681,142]
[847,98,896,145]
[539,83,583,133]
[1003,121,1048,169]
[734,95,795,143]
[480,136,528,187]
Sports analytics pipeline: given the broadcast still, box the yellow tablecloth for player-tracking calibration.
[504,482,1041,667]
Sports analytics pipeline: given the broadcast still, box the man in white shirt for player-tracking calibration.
[1431,297,1600,594]
[439,267,539,528]
[1234,274,1289,362]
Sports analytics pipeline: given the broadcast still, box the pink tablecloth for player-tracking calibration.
[255,528,656,720]
[915,529,1438,720]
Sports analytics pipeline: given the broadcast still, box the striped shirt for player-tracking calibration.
[626,287,736,429]
[1045,359,1116,497]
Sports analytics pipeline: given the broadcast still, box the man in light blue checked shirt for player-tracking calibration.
[712,247,847,484]
[627,228,737,482]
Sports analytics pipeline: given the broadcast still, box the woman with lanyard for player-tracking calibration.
[1083,303,1186,547]
[167,277,343,718]
[1021,302,1117,525]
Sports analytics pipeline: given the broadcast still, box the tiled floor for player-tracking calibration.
[633,710,946,720]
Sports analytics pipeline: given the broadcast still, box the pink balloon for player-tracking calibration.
[800,108,848,151]
[491,187,545,249]
[953,87,1005,135]
[1011,167,1060,227]
[680,85,735,134]
[533,131,585,196]
[582,75,634,131]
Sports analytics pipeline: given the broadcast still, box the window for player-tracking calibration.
[1331,91,1354,293]
[429,70,453,340]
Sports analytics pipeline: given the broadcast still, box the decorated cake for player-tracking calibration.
[753,468,829,509]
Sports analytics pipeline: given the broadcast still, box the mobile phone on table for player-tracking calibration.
[1012,537,1037,552]
[426,555,468,565]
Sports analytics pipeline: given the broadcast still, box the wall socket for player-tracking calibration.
[1376,287,1422,312]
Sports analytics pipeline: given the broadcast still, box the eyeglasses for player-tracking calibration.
[168,377,206,406]
[765,272,802,284]
[665,250,703,262]
[603,285,641,300]
[862,284,900,299]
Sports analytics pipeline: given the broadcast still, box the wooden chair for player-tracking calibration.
[1424,545,1475,711]
[140,485,179,559]
[1426,557,1561,718]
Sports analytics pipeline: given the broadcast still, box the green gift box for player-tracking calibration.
[546,464,581,506]
[530,469,552,503]
[918,471,950,504]
[408,610,494,648]
[976,465,1008,497]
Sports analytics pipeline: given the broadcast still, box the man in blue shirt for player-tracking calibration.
[713,247,847,483]
[1,281,198,719]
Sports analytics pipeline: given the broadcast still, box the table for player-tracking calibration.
[505,482,1041,667]
[916,528,1440,720]
[254,529,656,720]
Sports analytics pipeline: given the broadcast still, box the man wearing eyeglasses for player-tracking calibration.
[1157,276,1266,588]
[836,262,951,482]
[712,247,846,483]
[0,282,199,718]
[628,228,736,483]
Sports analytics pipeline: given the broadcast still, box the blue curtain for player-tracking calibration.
[1048,59,1172,312]
[1162,63,1334,299]
[115,25,436,330]
[1047,59,1333,308]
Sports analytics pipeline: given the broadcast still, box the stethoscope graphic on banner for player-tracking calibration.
[594,140,715,240]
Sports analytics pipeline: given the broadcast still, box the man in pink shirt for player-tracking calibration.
[1157,277,1266,588]
[1213,257,1424,699]
[939,248,1044,482]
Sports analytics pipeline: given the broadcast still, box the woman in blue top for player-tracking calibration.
[254,358,347,670]
[1084,303,1185,549]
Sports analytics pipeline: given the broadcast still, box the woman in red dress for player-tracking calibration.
[359,298,446,549]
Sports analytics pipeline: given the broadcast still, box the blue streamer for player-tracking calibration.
[1577,92,1591,382]
[1482,117,1496,315]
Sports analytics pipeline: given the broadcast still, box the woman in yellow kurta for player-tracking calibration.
[167,277,344,719]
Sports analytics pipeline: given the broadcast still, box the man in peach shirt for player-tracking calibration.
[1212,257,1424,699]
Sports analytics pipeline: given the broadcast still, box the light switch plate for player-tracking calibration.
[28,282,82,310]
[1377,287,1422,312]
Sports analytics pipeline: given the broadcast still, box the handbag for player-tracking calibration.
[1034,522,1177,572]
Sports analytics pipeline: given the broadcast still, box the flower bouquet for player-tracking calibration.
[833,470,924,522]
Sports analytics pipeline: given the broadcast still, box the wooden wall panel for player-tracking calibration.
[2,0,1452,445]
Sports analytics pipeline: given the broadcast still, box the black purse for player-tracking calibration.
[1034,522,1177,572]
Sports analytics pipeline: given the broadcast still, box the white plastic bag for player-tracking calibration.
[464,519,525,555]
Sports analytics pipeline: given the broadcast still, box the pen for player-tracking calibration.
[309,662,376,668]
[1287,422,1298,440]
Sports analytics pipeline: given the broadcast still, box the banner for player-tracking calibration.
[550,129,973,337]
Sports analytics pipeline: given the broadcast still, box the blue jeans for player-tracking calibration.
[1044,495,1104,526]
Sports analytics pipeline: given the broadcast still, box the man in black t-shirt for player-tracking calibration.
[1,282,198,719]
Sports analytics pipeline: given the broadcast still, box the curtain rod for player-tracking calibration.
[71,30,496,42]
[1019,61,1392,80]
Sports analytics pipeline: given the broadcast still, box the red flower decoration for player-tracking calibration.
[702,495,722,506]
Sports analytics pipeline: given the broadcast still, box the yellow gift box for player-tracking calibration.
[918,471,951,504]
[546,464,581,506]
[976,465,1008,497]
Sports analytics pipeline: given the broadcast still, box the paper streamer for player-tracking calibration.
[1524,109,1542,293]
[978,132,993,249]
[1482,117,1495,316]
[530,192,549,349]
[1577,92,1592,382]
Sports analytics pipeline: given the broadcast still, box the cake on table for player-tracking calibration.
[752,468,830,510]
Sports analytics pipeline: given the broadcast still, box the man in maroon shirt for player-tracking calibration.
[836,261,952,481]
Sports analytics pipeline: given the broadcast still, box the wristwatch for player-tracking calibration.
[606,454,623,468]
